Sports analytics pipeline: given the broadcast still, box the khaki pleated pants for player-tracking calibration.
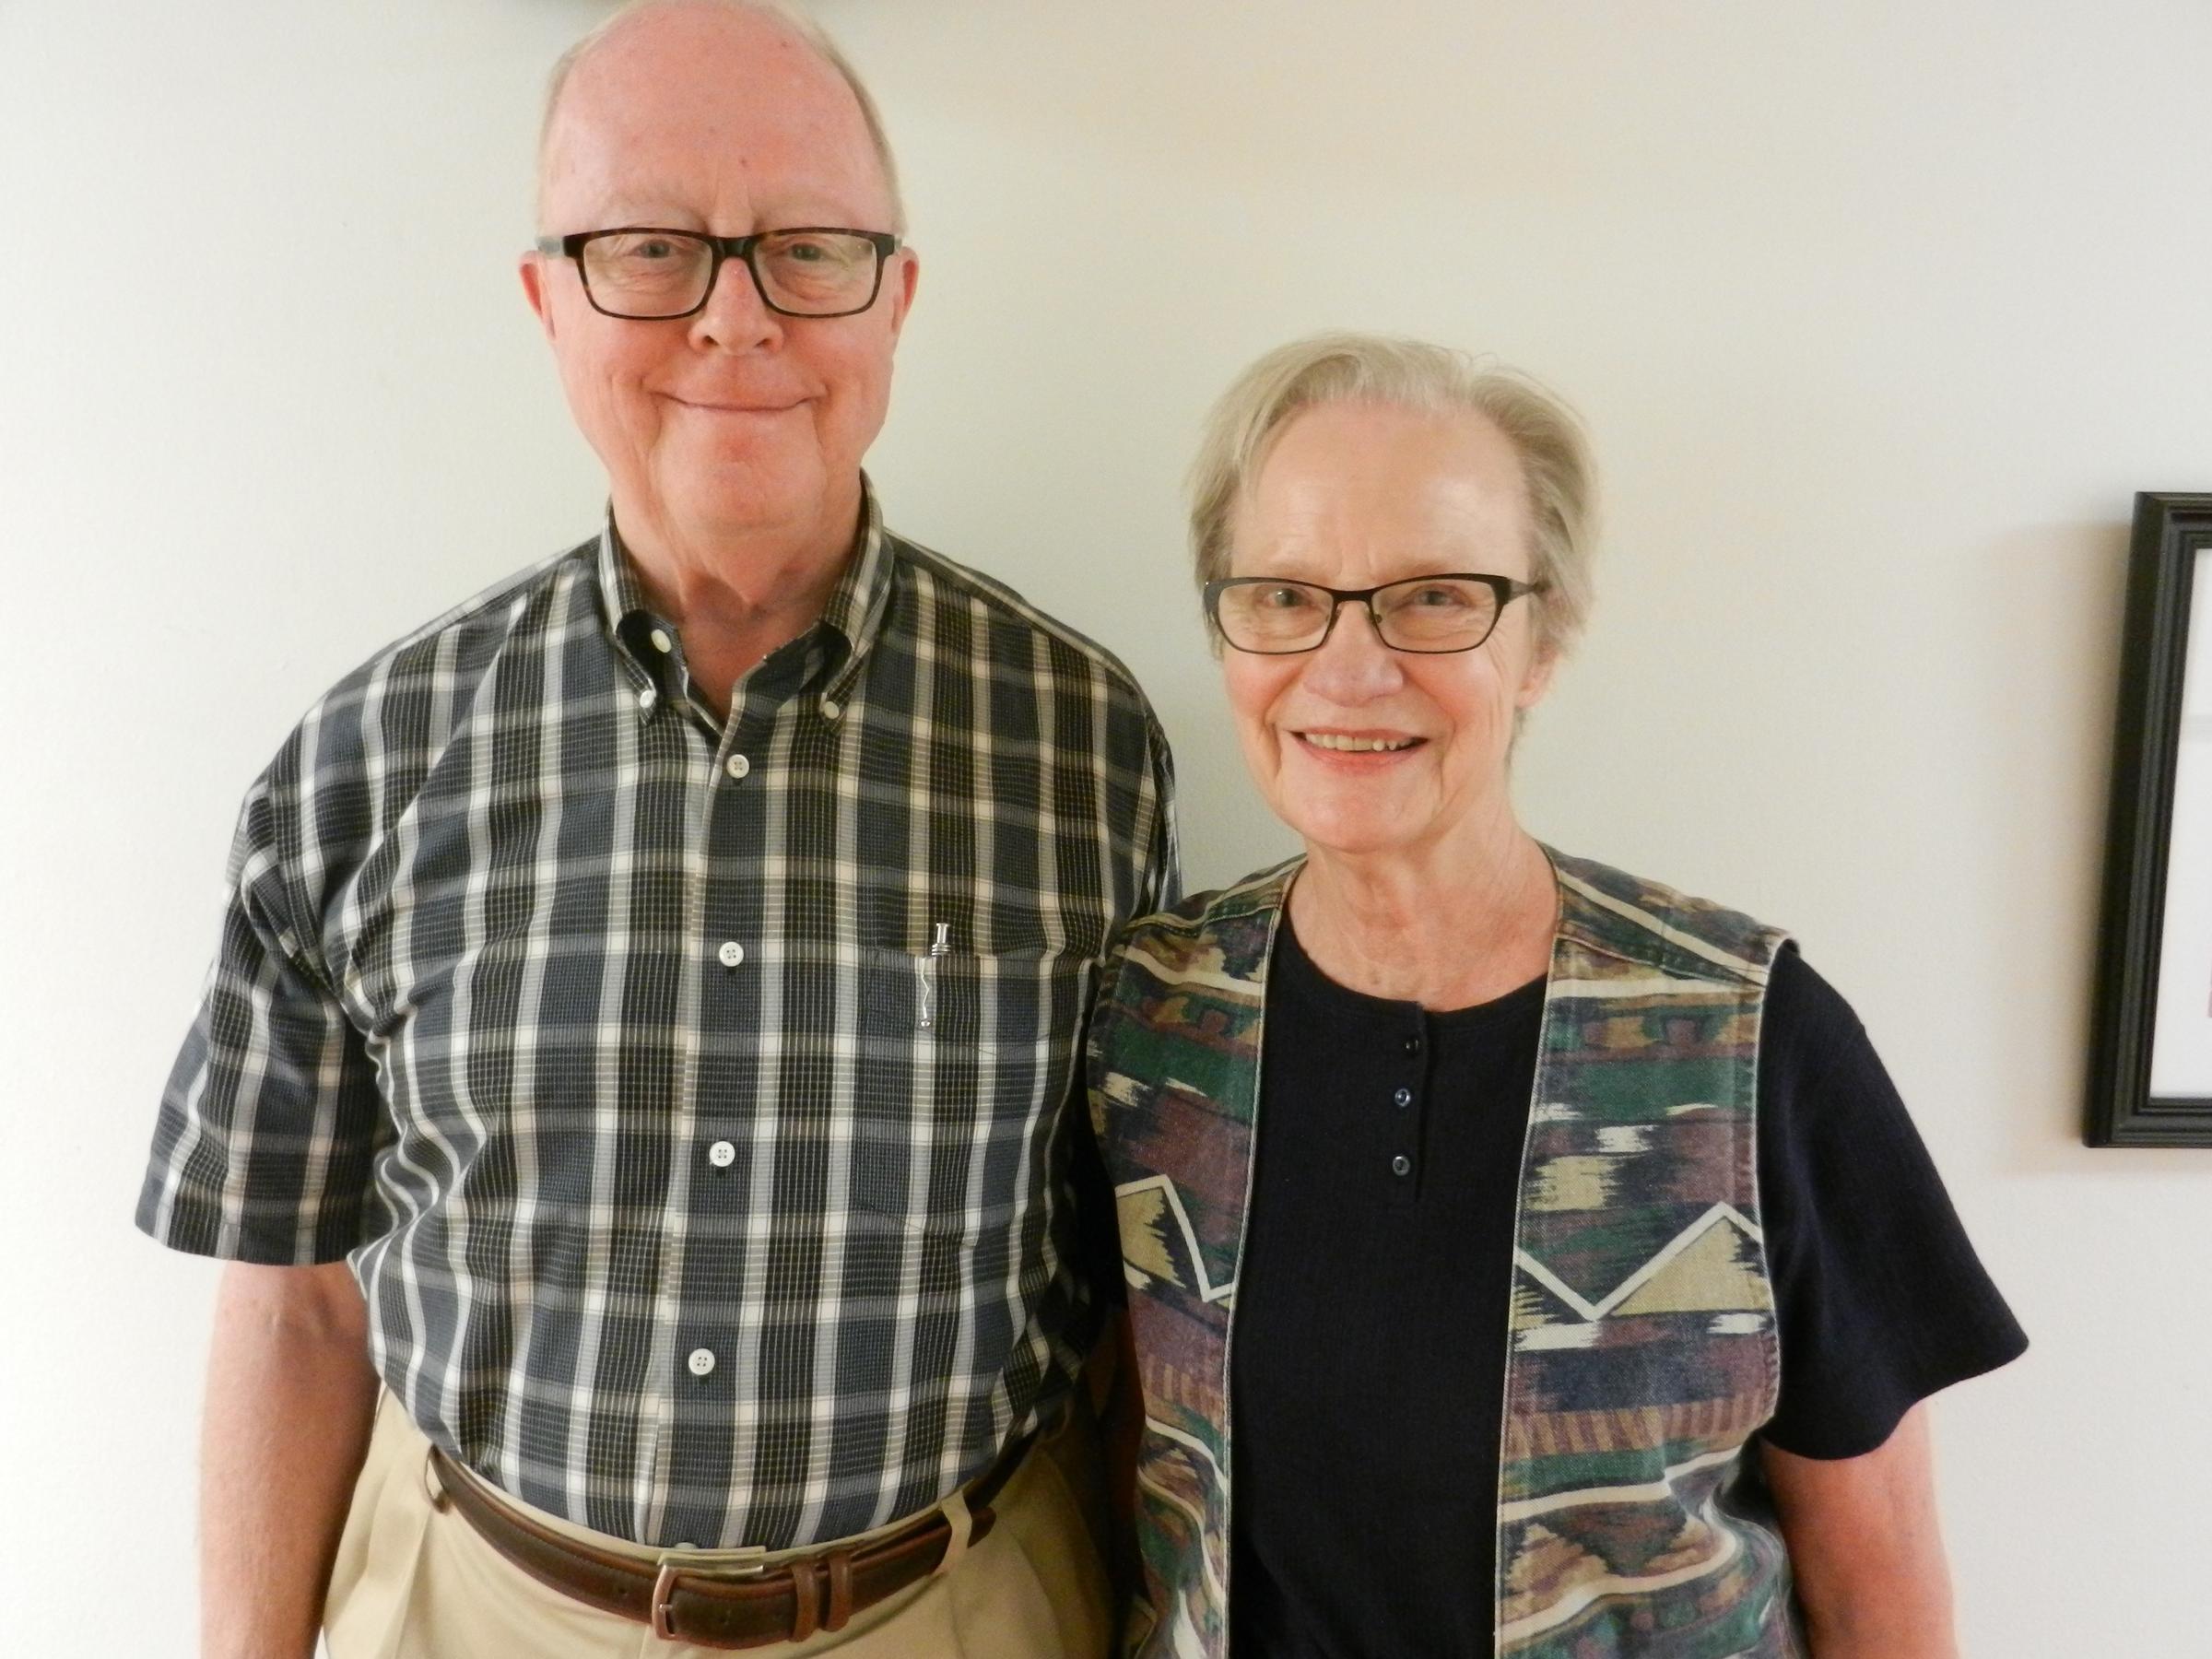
[324,1393,1112,1659]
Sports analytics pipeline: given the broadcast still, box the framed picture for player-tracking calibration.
[2088,492,2212,1145]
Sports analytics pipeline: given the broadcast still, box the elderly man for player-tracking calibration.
[135,4,1173,1654]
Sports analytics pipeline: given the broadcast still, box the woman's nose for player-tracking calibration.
[1300,602,1403,700]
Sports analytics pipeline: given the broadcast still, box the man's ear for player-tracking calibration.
[883,247,920,345]
[520,254,558,341]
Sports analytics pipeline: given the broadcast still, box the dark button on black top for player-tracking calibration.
[1390,1154,1412,1177]
[1393,1085,1413,1108]
[1404,1033,1423,1056]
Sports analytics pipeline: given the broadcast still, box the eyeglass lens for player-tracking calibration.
[579,231,884,318]
[1215,578,1504,653]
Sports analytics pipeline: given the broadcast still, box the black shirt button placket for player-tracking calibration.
[1389,1023,1425,1189]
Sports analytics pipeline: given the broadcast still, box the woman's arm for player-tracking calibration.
[1760,1403,1957,1658]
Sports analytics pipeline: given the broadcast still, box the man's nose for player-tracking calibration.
[688,254,782,352]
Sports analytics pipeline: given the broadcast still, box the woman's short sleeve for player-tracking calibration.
[1757,947,2029,1459]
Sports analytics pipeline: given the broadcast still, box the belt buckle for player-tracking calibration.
[650,1547,767,1641]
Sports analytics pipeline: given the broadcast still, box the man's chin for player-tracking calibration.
[648,464,840,546]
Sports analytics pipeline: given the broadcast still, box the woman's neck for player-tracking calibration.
[1288,819,1558,1011]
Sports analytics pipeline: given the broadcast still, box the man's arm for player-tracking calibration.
[1760,1404,1958,1658]
[200,1260,378,1659]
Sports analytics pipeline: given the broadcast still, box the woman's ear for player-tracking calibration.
[1515,641,1559,712]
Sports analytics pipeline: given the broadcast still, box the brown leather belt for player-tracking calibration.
[427,1430,1034,1649]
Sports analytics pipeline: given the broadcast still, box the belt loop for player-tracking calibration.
[788,1555,820,1641]
[934,1484,974,1578]
[824,1549,856,1633]
[421,1446,452,1513]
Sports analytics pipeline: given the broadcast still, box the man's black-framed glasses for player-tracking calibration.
[534,227,902,320]
[1204,573,1548,655]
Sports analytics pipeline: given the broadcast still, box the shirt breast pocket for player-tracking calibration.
[849,944,1093,1236]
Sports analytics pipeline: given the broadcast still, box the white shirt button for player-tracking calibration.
[724,753,750,781]
[819,699,841,722]
[637,686,657,712]
[716,940,745,969]
[687,1347,716,1378]
[707,1139,735,1169]
[649,628,673,654]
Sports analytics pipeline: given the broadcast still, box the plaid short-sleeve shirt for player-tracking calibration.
[136,487,1177,1549]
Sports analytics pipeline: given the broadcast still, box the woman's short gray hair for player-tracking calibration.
[1188,332,1597,656]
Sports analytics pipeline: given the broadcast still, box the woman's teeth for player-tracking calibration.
[1302,733,1416,753]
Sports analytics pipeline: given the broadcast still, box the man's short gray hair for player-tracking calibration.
[1188,332,1597,657]
[538,0,907,234]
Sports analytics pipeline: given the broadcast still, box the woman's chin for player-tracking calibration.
[1283,801,1432,862]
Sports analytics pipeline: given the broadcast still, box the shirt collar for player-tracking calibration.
[594,475,898,707]
[818,478,895,683]
[595,515,653,648]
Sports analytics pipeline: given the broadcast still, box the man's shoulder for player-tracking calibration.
[884,530,1154,709]
[335,539,594,693]
[263,537,600,781]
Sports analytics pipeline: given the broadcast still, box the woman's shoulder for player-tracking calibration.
[1548,847,1790,982]
[1112,856,1301,947]
[1093,857,1300,1023]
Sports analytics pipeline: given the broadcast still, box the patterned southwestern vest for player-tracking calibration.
[1087,850,1803,1658]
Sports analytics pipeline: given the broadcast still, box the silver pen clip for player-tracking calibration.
[915,923,950,1030]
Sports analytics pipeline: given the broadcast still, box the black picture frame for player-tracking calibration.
[2087,492,2212,1145]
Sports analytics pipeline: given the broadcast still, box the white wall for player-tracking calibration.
[6,0,2208,1650]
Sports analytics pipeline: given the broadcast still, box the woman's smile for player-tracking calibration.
[1292,727,1427,757]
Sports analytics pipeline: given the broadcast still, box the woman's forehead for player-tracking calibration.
[1234,412,1533,580]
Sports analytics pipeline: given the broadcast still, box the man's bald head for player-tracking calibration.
[521,0,920,564]
[537,0,905,234]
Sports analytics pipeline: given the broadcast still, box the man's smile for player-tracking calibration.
[663,392,807,415]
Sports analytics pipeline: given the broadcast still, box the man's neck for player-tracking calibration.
[616,486,864,720]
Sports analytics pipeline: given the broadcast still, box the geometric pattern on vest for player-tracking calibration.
[1089,862,1285,1658]
[1498,853,1802,1656]
[1087,852,1803,1658]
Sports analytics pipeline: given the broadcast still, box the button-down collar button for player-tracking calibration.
[1393,1086,1413,1108]
[716,941,745,969]
[686,1347,717,1378]
[724,753,750,781]
[819,698,842,722]
[707,1139,735,1169]
[1392,1154,1412,1177]
[638,686,657,712]
[650,628,674,653]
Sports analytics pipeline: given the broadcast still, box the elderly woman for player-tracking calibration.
[1086,335,2026,1659]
